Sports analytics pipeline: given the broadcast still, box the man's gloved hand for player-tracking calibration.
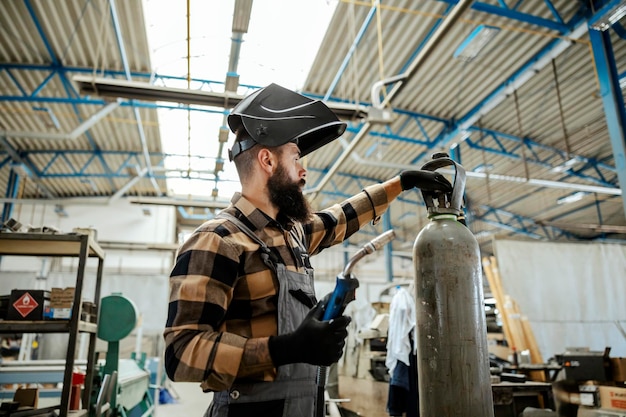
[268,298,351,367]
[400,170,453,192]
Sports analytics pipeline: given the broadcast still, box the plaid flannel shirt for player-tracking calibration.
[164,183,391,392]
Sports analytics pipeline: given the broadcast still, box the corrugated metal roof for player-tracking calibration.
[0,0,624,254]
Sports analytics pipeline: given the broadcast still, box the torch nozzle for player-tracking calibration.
[343,230,396,277]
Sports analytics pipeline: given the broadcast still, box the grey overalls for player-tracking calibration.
[207,213,318,417]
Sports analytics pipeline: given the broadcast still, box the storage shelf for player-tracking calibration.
[0,320,97,334]
[0,232,104,258]
[0,232,104,417]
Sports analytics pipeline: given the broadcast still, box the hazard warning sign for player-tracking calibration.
[12,292,39,318]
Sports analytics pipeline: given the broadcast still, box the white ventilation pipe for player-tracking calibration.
[308,0,475,199]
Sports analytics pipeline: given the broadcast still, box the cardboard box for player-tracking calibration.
[599,385,626,411]
[7,290,49,320]
[43,287,76,320]
[612,358,626,382]
[13,387,38,409]
[50,287,75,308]
[43,306,72,320]
[578,406,626,417]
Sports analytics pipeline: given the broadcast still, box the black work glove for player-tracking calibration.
[399,170,452,192]
[268,298,351,367]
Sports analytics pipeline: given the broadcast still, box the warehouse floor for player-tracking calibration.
[155,381,212,416]
[153,378,371,417]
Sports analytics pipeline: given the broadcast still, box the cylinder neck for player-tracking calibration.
[428,213,458,221]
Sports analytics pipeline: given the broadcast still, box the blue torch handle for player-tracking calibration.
[322,275,359,321]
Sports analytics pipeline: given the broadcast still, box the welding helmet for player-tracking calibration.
[227,83,346,161]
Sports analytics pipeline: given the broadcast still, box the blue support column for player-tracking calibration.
[2,167,20,223]
[589,28,626,217]
[383,210,394,282]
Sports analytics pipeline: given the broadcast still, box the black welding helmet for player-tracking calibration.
[227,83,346,161]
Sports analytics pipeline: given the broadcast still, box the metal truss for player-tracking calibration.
[1,0,623,245]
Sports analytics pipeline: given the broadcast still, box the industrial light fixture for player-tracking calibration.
[590,0,626,31]
[74,75,244,108]
[73,76,368,121]
[473,163,494,173]
[453,25,500,62]
[556,191,589,205]
[550,156,583,173]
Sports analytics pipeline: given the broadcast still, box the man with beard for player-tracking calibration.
[163,84,452,417]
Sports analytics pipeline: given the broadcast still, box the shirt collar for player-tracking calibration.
[230,192,294,231]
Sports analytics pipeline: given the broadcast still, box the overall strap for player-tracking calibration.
[217,212,279,269]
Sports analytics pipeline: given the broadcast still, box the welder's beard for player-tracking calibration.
[268,165,312,222]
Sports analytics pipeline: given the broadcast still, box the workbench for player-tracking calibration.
[492,381,555,417]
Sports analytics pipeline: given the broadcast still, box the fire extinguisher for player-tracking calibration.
[413,153,494,417]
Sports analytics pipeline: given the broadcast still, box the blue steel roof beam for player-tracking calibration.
[429,14,589,162]
[594,193,604,227]
[464,138,616,188]
[568,164,617,187]
[369,131,434,147]
[58,70,81,99]
[22,150,145,179]
[30,71,57,98]
[116,155,144,176]
[612,21,626,39]
[542,0,565,24]
[589,23,626,220]
[4,69,28,96]
[463,127,618,187]
[436,0,569,32]
[381,3,455,101]
[311,0,474,199]
[547,194,621,226]
[59,153,79,174]
[2,169,20,222]
[0,157,13,170]
[0,136,56,199]
[78,154,97,175]
[476,204,564,240]
[0,62,264,92]
[0,96,229,117]
[590,161,610,184]
[1,96,108,105]
[109,0,161,197]
[369,112,446,146]
[323,4,377,101]
[472,172,621,240]
[481,130,509,154]
[24,0,59,66]
[480,215,547,240]
[22,2,118,191]
[41,153,62,175]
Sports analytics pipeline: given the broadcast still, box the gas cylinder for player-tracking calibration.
[412,153,494,417]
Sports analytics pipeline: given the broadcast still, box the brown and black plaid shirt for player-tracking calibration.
[164,183,392,392]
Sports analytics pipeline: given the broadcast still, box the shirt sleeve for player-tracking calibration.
[305,182,392,255]
[163,229,274,391]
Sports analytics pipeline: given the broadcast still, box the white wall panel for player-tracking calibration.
[493,239,626,357]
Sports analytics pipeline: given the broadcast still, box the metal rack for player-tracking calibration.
[0,232,105,417]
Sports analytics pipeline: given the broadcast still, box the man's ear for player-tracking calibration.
[257,148,277,175]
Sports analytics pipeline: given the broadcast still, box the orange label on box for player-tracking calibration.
[12,292,39,318]
[609,390,626,410]
[611,399,626,409]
